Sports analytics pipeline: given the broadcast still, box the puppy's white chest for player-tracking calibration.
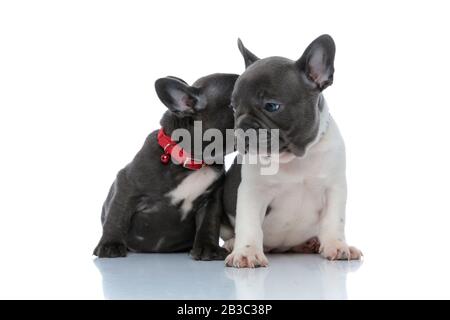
[166,167,220,220]
[263,172,326,250]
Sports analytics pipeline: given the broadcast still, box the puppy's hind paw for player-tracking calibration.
[291,237,321,253]
[222,238,235,252]
[93,241,127,258]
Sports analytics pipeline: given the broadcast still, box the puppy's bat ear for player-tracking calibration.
[237,38,259,68]
[155,77,204,114]
[165,76,188,85]
[296,34,336,91]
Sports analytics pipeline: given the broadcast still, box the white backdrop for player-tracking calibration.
[1,0,450,299]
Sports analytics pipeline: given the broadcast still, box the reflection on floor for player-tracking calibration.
[94,253,362,299]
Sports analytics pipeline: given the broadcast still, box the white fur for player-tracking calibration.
[226,101,362,267]
[166,166,220,220]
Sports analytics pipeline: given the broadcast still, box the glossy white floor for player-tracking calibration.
[94,253,361,300]
[84,250,450,300]
[1,244,449,299]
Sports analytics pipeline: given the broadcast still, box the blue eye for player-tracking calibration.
[264,102,281,112]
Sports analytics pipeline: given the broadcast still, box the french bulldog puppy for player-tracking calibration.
[222,35,362,268]
[94,73,238,260]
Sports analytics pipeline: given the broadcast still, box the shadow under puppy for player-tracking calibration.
[94,73,238,260]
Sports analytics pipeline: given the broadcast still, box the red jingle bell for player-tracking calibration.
[160,153,170,164]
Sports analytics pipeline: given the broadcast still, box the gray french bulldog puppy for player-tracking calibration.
[94,73,238,260]
[221,35,362,268]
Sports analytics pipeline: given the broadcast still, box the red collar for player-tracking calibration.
[157,128,205,170]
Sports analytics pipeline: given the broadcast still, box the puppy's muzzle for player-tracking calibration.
[235,115,262,131]
[235,114,274,154]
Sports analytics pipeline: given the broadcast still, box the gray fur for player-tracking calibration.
[223,35,336,235]
[231,34,335,157]
[94,73,238,260]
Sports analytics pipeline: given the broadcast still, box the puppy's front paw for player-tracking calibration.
[190,244,228,261]
[320,239,362,261]
[93,241,127,258]
[225,246,268,268]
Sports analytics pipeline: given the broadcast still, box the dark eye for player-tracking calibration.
[264,102,281,112]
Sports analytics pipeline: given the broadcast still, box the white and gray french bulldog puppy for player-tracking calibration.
[221,35,362,268]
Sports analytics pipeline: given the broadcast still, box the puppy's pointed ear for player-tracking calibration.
[296,34,336,91]
[237,38,260,68]
[155,77,204,114]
